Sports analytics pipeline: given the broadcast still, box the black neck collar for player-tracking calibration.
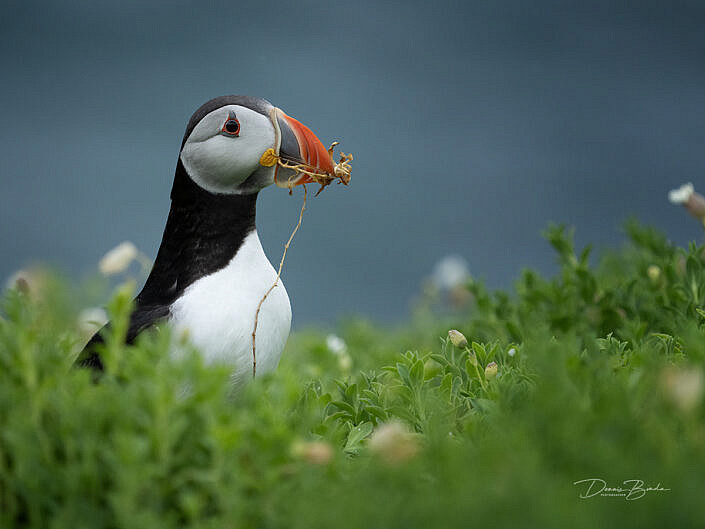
[136,161,258,307]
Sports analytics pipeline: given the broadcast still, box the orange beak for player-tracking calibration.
[272,108,335,188]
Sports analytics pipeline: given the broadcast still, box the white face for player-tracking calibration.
[180,104,276,195]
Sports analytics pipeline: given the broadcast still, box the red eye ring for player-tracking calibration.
[221,115,240,136]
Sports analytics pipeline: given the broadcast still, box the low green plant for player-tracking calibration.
[1,222,704,528]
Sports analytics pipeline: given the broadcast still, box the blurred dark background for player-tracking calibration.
[2,0,704,325]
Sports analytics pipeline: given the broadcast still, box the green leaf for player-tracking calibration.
[410,359,424,386]
[396,363,411,386]
[470,398,498,413]
[471,342,486,362]
[440,373,453,397]
[364,405,388,422]
[345,383,358,403]
[429,353,449,366]
[344,421,374,453]
[387,406,417,424]
[328,400,355,415]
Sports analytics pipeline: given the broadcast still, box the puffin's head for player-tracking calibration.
[179,95,334,195]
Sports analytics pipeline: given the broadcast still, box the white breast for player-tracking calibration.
[169,230,292,387]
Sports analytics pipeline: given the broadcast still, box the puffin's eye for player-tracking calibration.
[222,117,240,136]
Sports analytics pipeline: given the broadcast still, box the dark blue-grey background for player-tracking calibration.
[2,0,705,325]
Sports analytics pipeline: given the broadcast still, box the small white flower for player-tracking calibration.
[647,265,661,282]
[326,334,347,355]
[507,347,516,357]
[99,241,138,276]
[668,183,705,220]
[77,307,108,335]
[448,329,468,348]
[430,255,470,291]
[668,183,694,204]
[4,268,45,297]
[338,354,353,373]
[484,361,498,380]
[291,441,333,465]
[368,422,420,465]
[661,367,704,414]
[5,269,34,292]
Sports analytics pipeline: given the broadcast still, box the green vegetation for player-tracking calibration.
[2,222,704,528]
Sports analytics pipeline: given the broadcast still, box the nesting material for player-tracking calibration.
[265,142,353,196]
[250,143,353,378]
[251,186,307,378]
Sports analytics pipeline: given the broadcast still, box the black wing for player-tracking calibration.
[75,304,170,370]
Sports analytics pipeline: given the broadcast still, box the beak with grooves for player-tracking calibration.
[272,108,335,188]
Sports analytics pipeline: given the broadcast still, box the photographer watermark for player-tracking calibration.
[573,478,670,500]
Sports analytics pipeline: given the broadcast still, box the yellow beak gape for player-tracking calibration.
[259,148,278,167]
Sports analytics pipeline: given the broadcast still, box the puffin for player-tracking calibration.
[77,95,336,386]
